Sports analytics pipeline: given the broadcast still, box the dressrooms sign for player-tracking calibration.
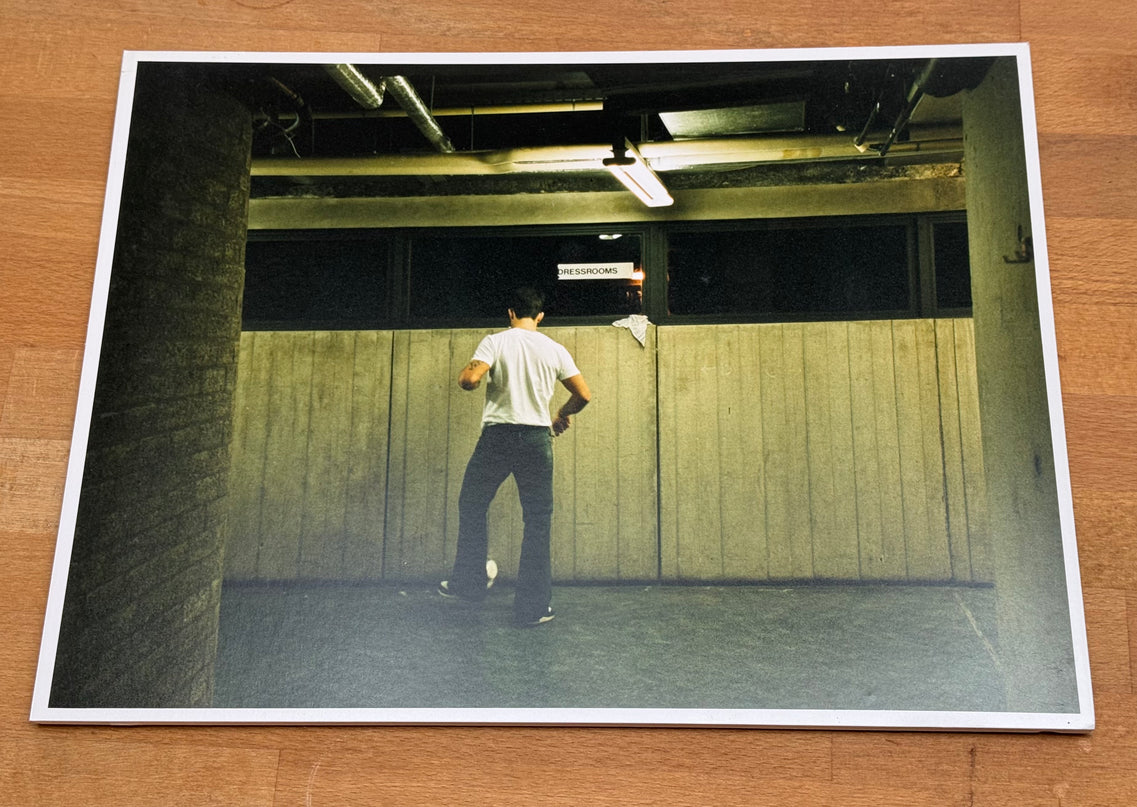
[557,262,636,280]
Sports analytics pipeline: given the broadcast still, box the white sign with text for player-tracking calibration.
[557,262,636,281]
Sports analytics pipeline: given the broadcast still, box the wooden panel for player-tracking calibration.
[342,330,392,581]
[258,332,314,580]
[656,325,681,580]
[297,331,354,578]
[761,323,813,579]
[561,327,610,578]
[659,319,986,583]
[892,320,951,580]
[385,329,454,579]
[616,325,661,579]
[227,331,392,582]
[805,321,860,579]
[718,325,768,580]
[915,319,954,579]
[658,325,725,580]
[849,320,906,579]
[543,325,659,583]
[580,326,622,578]
[231,320,985,585]
[384,330,412,577]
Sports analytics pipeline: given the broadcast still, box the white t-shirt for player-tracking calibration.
[472,328,580,427]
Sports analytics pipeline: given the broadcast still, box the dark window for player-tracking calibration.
[932,220,972,310]
[241,215,968,330]
[667,222,911,317]
[408,232,643,320]
[242,234,390,329]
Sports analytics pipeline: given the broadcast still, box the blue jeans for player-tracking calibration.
[450,424,554,620]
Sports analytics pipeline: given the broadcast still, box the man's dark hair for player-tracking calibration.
[509,286,545,320]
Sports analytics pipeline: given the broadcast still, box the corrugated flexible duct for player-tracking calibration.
[384,75,455,154]
[325,64,455,154]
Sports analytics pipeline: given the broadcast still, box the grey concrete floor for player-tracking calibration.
[213,581,1009,713]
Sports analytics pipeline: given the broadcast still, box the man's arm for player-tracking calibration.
[552,373,591,436]
[458,360,490,390]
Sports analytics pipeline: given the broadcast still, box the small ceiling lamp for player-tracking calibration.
[603,138,674,207]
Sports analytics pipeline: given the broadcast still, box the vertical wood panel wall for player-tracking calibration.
[227,319,985,584]
[658,318,989,583]
[227,325,660,583]
[227,330,392,580]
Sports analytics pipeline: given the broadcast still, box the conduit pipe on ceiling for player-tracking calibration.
[250,128,963,177]
[873,59,942,158]
[324,64,386,109]
[384,75,455,154]
[324,64,455,154]
[261,100,605,121]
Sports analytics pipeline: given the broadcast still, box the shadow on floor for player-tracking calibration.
[213,581,1007,714]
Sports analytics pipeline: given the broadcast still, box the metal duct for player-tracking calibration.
[324,65,455,153]
[384,75,456,154]
[874,59,942,158]
[324,64,386,109]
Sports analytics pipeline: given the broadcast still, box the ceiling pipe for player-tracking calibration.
[872,59,942,158]
[323,65,455,154]
[384,75,455,154]
[251,127,963,177]
[261,101,605,122]
[323,64,386,109]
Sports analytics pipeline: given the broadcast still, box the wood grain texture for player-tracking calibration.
[658,320,987,582]
[2,2,1135,805]
[227,331,392,580]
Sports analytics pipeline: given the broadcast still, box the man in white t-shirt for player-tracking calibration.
[438,287,591,627]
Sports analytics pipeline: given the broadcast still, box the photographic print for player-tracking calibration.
[31,44,1092,730]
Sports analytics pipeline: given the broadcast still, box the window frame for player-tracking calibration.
[242,213,970,331]
[399,223,657,329]
[655,214,923,325]
[919,212,973,318]
[242,228,398,331]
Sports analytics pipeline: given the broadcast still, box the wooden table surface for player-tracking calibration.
[2,1,1134,804]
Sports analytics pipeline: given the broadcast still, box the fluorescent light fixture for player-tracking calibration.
[603,139,674,207]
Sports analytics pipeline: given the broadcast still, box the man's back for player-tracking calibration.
[472,327,579,428]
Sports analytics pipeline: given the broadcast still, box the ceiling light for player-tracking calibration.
[602,139,673,208]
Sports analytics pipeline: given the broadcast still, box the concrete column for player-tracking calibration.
[50,65,252,707]
[963,57,1078,712]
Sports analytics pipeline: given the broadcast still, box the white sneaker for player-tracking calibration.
[514,606,555,628]
[438,559,498,599]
